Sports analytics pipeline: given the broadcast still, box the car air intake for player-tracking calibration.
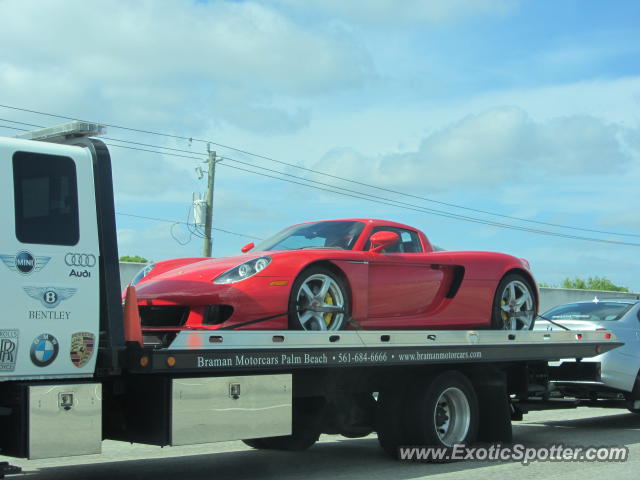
[203,305,234,325]
[139,306,189,327]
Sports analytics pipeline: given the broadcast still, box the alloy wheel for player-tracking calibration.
[499,280,534,330]
[295,273,346,330]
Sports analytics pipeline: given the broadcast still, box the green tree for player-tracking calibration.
[119,255,149,263]
[561,276,629,292]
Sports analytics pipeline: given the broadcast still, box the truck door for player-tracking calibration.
[0,138,100,380]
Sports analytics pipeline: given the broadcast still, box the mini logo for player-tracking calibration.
[69,269,91,279]
[0,251,51,275]
[23,286,77,309]
[65,253,96,268]
[0,330,19,372]
[70,332,95,368]
[30,333,59,367]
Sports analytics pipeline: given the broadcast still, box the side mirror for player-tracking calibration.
[241,242,255,253]
[369,231,400,253]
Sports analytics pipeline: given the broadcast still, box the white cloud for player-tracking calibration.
[313,107,637,192]
[0,0,371,133]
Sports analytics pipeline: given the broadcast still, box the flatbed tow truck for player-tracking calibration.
[0,123,623,476]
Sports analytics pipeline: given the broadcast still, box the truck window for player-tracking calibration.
[13,151,79,246]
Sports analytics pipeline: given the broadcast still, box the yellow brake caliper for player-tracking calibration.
[501,298,508,324]
[323,293,334,326]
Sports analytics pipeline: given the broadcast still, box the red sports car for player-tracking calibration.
[131,218,537,341]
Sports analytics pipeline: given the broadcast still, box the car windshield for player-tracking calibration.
[543,302,634,322]
[254,221,365,251]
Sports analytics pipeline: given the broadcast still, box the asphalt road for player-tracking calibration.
[2,407,639,480]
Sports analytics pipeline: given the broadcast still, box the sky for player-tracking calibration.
[1,0,639,291]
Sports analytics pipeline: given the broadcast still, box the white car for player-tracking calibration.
[535,298,640,413]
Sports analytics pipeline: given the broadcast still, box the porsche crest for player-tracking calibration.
[70,332,95,368]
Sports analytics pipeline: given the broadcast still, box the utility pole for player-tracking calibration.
[202,144,217,257]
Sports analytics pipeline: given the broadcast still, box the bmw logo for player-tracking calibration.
[30,333,59,367]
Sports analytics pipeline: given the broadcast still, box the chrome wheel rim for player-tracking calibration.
[295,274,345,330]
[500,280,534,330]
[434,387,470,446]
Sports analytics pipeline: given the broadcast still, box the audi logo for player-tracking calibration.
[65,253,97,267]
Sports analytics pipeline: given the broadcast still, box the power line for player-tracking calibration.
[100,136,640,241]
[0,119,261,242]
[103,142,640,247]
[4,120,640,246]
[4,114,640,245]
[0,118,42,128]
[116,212,262,240]
[2,103,638,239]
[0,124,29,132]
[3,107,640,245]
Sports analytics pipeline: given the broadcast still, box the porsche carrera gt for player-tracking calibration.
[131,218,538,342]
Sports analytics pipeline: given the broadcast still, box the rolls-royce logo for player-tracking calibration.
[0,330,19,372]
[0,251,51,275]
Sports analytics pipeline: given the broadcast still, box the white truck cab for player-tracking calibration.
[0,136,100,380]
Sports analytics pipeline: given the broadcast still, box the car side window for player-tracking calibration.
[365,227,423,253]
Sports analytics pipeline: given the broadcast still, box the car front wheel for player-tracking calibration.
[288,266,349,331]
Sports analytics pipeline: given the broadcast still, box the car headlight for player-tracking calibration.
[213,256,271,285]
[130,263,155,286]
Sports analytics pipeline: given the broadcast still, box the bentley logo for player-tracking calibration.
[23,286,77,309]
[0,251,51,275]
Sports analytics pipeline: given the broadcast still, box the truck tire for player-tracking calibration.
[242,397,323,451]
[242,438,269,449]
[404,371,479,451]
[376,387,410,458]
[247,430,320,451]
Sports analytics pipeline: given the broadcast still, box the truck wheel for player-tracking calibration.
[289,266,349,331]
[242,438,268,449]
[242,397,323,451]
[376,387,410,458]
[491,273,536,330]
[248,430,320,451]
[404,371,479,451]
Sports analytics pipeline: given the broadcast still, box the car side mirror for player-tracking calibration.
[369,231,400,253]
[241,242,255,253]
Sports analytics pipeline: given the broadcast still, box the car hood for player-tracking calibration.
[141,254,265,285]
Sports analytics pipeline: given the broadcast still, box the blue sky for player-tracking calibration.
[1,0,639,290]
